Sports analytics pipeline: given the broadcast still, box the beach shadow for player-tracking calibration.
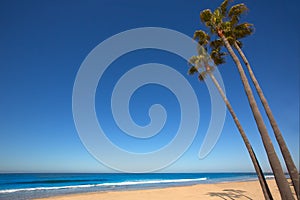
[207,189,253,200]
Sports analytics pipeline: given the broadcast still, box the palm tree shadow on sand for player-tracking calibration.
[207,189,253,200]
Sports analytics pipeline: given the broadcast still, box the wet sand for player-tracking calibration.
[35,179,296,200]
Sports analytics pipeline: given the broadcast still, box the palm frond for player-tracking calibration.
[188,56,199,66]
[220,0,229,16]
[213,9,223,25]
[197,45,207,56]
[198,71,207,81]
[193,30,210,46]
[226,36,235,45]
[230,15,239,26]
[221,21,232,33]
[207,23,217,34]
[200,9,213,23]
[188,66,198,75]
[210,48,226,66]
[212,56,225,66]
[210,39,224,49]
[228,3,248,18]
[233,22,254,39]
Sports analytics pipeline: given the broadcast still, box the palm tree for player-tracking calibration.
[231,22,299,200]
[196,1,295,199]
[206,1,299,198]
[188,43,273,200]
[235,42,299,199]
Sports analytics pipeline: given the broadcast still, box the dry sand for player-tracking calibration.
[35,179,296,200]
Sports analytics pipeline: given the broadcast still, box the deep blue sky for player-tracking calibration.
[0,0,299,173]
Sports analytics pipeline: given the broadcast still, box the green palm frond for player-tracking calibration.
[221,21,232,33]
[211,48,226,66]
[210,39,224,49]
[220,0,229,16]
[230,15,239,26]
[188,56,199,66]
[233,22,254,39]
[193,30,210,46]
[200,9,213,23]
[213,9,223,25]
[228,3,248,18]
[188,66,198,75]
[226,36,235,45]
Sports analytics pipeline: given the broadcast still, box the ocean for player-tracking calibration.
[0,173,273,200]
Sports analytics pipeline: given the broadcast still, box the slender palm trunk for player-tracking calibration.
[218,30,294,200]
[209,72,273,200]
[234,42,300,199]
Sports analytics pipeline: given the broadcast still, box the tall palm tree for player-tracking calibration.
[196,1,295,199]
[236,43,299,198]
[209,3,299,197]
[232,24,299,200]
[188,43,273,200]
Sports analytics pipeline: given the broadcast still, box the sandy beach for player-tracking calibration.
[35,179,296,200]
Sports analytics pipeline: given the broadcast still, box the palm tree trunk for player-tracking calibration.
[234,42,299,199]
[209,72,273,200]
[217,30,295,200]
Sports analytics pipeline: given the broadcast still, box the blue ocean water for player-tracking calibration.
[0,173,273,200]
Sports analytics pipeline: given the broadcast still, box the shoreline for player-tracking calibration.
[34,179,296,200]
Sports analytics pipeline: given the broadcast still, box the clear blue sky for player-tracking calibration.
[0,0,299,173]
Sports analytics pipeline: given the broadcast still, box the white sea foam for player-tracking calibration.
[96,177,207,187]
[0,184,95,194]
[0,177,207,194]
[264,175,275,179]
